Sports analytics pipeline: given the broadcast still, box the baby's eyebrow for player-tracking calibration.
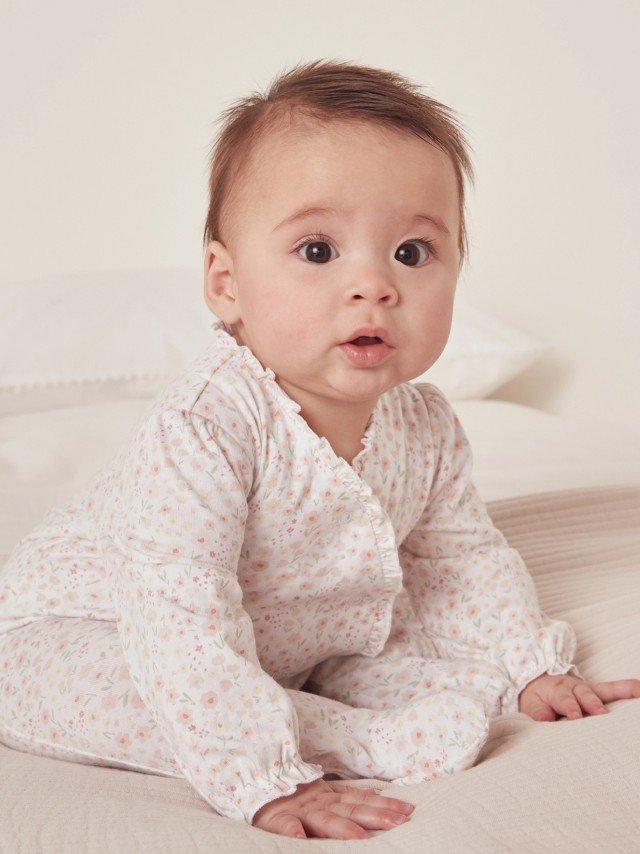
[271,205,346,233]
[272,205,450,236]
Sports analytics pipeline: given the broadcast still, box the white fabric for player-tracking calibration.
[0,268,547,414]
[455,399,640,501]
[2,484,639,850]
[0,318,578,824]
[2,392,638,558]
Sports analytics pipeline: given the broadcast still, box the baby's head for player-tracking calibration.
[202,59,474,410]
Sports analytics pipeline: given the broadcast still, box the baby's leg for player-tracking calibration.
[290,590,508,786]
[0,597,499,792]
[0,615,412,788]
[0,616,182,778]
[290,666,491,786]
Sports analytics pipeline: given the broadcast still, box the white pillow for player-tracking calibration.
[419,301,550,399]
[0,268,548,415]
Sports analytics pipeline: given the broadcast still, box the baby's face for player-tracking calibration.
[204,119,460,407]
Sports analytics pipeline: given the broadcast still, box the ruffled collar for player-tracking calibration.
[208,316,380,469]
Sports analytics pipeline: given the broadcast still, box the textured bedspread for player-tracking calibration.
[1,484,639,852]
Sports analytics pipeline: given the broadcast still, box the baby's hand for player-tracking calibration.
[251,777,415,840]
[518,673,640,721]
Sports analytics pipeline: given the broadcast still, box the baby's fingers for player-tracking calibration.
[572,681,609,715]
[550,684,584,720]
[329,799,411,832]
[328,782,415,816]
[260,811,308,839]
[590,679,640,704]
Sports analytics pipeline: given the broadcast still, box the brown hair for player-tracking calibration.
[202,58,476,272]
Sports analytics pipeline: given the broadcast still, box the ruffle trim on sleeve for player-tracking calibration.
[207,755,326,825]
[498,621,581,716]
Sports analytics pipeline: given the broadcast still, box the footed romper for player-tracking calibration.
[0,318,580,825]
[0,595,494,809]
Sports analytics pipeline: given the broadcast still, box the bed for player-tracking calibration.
[1,271,639,850]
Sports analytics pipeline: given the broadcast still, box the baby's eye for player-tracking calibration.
[396,240,436,267]
[294,233,337,264]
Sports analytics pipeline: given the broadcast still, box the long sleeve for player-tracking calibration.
[398,383,581,717]
[107,405,324,825]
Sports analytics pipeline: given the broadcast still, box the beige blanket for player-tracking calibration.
[1,484,639,851]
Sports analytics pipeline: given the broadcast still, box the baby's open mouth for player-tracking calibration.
[350,336,382,345]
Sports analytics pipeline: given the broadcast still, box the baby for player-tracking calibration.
[2,58,639,842]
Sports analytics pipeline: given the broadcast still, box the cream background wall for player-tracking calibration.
[1,0,638,425]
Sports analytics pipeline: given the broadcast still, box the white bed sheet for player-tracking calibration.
[456,398,640,501]
[1,396,638,559]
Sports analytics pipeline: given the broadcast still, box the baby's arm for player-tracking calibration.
[108,406,324,825]
[398,383,580,717]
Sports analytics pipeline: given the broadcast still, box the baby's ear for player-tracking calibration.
[203,242,239,322]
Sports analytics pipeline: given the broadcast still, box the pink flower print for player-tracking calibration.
[411,728,426,746]
[418,758,436,777]
[50,730,60,743]
[167,688,178,703]
[129,692,144,710]
[201,691,218,709]
[116,733,131,749]
[136,726,150,741]
[101,693,118,710]
[40,709,50,724]
[177,707,193,725]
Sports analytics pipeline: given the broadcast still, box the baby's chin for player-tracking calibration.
[324,363,401,397]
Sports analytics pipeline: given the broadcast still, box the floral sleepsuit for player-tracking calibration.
[0,317,580,825]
